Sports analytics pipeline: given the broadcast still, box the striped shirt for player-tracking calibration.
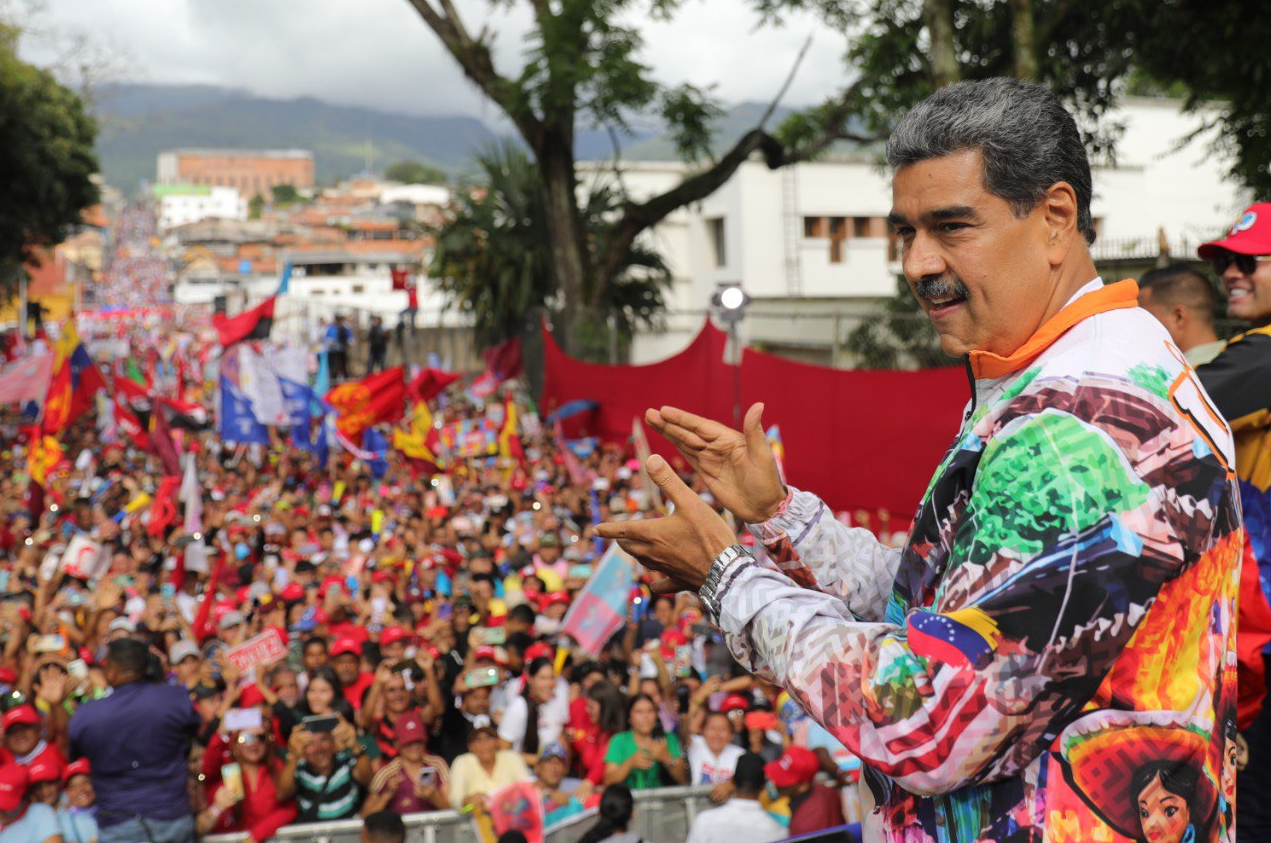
[294,751,362,822]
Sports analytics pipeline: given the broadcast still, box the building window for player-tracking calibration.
[803,217,826,238]
[708,218,726,267]
[352,284,365,294]
[828,217,847,263]
[853,216,872,238]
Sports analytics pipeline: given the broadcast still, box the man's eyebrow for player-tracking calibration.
[887,206,978,228]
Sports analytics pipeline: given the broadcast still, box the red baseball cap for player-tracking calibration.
[546,591,571,608]
[329,638,361,659]
[62,758,90,784]
[765,746,820,789]
[1,705,41,730]
[719,694,750,714]
[473,645,502,664]
[280,583,305,603]
[394,711,426,747]
[1199,203,1271,258]
[380,627,409,648]
[27,757,61,784]
[239,684,267,708]
[524,642,554,662]
[0,764,27,811]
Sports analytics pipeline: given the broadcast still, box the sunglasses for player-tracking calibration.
[236,732,268,746]
[1209,252,1271,276]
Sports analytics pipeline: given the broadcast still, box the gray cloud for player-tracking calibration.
[18,0,850,121]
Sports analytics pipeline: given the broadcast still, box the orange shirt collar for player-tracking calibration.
[967,279,1140,380]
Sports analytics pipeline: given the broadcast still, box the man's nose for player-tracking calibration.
[903,232,947,283]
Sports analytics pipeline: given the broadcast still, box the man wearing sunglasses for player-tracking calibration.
[1196,202,1271,842]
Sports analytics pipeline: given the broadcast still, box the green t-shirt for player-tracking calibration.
[604,730,683,790]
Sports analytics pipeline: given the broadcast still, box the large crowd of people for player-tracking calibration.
[0,308,860,843]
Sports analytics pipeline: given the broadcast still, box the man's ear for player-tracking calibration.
[1042,181,1081,267]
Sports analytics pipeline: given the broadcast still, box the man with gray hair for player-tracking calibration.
[596,78,1242,841]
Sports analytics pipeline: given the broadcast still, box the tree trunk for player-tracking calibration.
[537,132,593,358]
[1010,0,1038,80]
[923,0,960,88]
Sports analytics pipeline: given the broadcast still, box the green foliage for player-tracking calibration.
[270,183,301,205]
[384,159,448,185]
[429,141,671,354]
[0,25,98,291]
[248,193,265,219]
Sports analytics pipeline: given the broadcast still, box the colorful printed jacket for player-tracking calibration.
[717,280,1243,843]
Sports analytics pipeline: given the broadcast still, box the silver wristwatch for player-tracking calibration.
[698,544,750,620]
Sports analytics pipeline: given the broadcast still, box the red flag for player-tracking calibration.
[483,335,524,381]
[148,476,180,538]
[213,296,276,347]
[407,367,462,403]
[113,396,150,450]
[325,366,407,441]
[149,403,183,476]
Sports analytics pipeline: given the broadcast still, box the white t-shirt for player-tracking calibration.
[688,735,745,786]
[686,798,786,843]
[497,679,569,753]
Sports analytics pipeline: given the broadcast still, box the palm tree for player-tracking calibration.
[430,140,672,361]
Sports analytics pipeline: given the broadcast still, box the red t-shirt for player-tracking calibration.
[342,673,375,710]
[0,741,66,774]
[788,783,847,838]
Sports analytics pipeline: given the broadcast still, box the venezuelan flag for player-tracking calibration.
[43,321,106,436]
[908,606,1002,668]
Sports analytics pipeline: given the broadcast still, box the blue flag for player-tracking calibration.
[277,262,293,296]
[363,427,389,480]
[219,378,270,445]
[277,377,313,450]
[314,413,332,469]
[314,351,330,398]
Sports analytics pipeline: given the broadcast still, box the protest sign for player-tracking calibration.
[559,543,636,656]
[225,628,286,673]
[62,534,109,581]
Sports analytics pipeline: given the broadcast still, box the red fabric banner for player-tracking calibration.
[213,296,275,347]
[541,320,968,515]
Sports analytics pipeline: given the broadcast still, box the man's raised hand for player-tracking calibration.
[646,403,785,524]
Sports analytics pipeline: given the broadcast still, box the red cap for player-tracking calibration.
[546,591,571,607]
[473,645,501,664]
[280,583,305,603]
[1,705,42,730]
[0,667,16,686]
[394,711,426,746]
[719,694,750,714]
[524,642,554,662]
[239,684,267,708]
[0,764,27,811]
[1199,203,1271,258]
[27,757,61,784]
[380,627,409,648]
[371,570,394,584]
[765,746,820,789]
[62,758,90,784]
[321,576,347,596]
[330,638,361,659]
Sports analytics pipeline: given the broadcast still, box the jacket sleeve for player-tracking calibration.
[1197,332,1271,426]
[719,406,1224,795]
[746,487,901,623]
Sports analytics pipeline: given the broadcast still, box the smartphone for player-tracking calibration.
[567,564,593,580]
[419,767,438,789]
[690,623,715,636]
[301,714,339,733]
[33,634,65,654]
[463,667,500,689]
[160,582,176,607]
[220,762,244,801]
[436,602,453,620]
[223,708,264,733]
[470,627,505,647]
[67,659,88,682]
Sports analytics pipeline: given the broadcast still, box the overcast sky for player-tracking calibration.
[18,0,852,123]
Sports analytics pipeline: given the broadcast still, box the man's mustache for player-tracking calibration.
[914,276,969,300]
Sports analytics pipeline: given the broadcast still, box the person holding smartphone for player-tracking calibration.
[276,716,373,823]
[196,726,295,842]
[361,711,450,816]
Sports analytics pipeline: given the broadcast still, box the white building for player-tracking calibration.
[584,96,1249,364]
[153,185,247,231]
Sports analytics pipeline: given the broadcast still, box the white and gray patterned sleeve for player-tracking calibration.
[746,487,900,623]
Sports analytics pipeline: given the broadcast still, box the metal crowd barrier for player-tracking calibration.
[202,785,716,843]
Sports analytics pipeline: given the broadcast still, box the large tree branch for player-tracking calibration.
[403,0,544,149]
[594,128,781,292]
